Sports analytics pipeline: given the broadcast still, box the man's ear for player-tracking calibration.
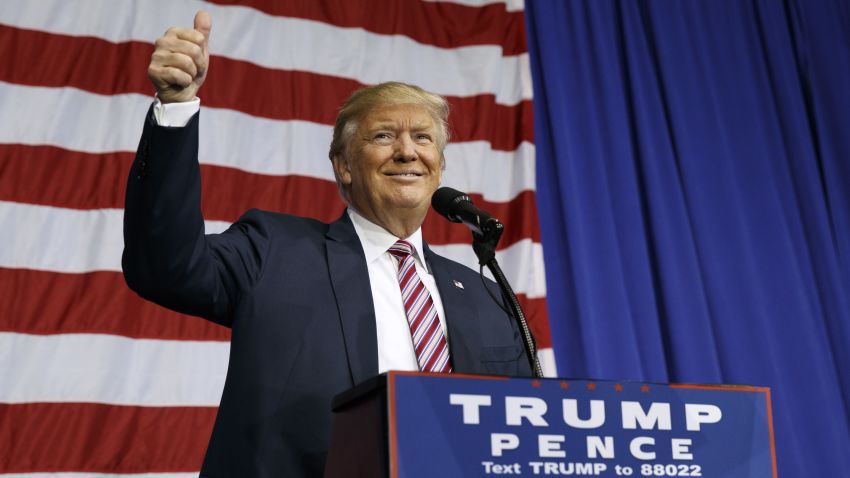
[331,154,352,185]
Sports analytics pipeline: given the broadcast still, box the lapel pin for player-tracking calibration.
[453,280,464,289]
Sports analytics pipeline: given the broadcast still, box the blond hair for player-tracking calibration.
[328,81,450,161]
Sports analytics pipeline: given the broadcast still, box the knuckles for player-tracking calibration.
[152,34,206,63]
[188,43,204,62]
[149,23,207,98]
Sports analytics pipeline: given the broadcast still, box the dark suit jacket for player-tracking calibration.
[123,110,531,477]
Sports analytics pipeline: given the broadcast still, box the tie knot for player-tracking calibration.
[388,240,414,260]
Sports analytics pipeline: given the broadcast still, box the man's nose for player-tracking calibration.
[394,134,418,161]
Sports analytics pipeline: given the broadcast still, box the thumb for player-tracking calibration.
[194,10,212,46]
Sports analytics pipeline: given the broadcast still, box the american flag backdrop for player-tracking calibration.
[0,0,554,475]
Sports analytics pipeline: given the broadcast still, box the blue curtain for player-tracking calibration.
[526,0,850,475]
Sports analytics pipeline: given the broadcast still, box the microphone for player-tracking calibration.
[431,187,502,237]
[431,187,541,377]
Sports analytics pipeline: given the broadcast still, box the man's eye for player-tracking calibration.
[416,134,432,142]
[374,133,392,141]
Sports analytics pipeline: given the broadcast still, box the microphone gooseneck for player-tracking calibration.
[430,186,543,378]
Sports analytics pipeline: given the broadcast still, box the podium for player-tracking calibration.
[325,372,776,478]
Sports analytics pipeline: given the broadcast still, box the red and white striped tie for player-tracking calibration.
[388,240,452,373]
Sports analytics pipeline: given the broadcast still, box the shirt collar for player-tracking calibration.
[347,208,426,266]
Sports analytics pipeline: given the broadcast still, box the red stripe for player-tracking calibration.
[0,144,541,247]
[411,300,436,351]
[422,332,446,372]
[206,0,528,55]
[0,267,230,341]
[0,146,134,219]
[516,295,552,349]
[0,402,215,473]
[0,268,549,346]
[0,25,532,150]
[414,322,436,356]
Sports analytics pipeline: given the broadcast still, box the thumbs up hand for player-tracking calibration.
[148,11,212,104]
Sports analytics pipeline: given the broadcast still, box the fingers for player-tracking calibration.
[153,36,204,75]
[148,64,194,88]
[147,11,212,102]
[151,49,198,78]
[160,27,205,63]
[165,26,205,46]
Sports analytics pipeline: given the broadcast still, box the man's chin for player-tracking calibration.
[392,201,428,213]
[385,188,433,207]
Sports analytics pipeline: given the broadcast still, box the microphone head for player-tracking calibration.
[431,187,470,223]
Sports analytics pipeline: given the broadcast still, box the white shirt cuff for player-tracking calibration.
[152,96,201,127]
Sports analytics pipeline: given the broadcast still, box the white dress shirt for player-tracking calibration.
[347,208,448,373]
[154,97,448,373]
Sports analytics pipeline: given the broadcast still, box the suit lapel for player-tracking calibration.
[326,213,378,385]
[425,244,483,373]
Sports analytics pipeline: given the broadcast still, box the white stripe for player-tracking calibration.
[417,326,441,361]
[0,473,198,478]
[418,345,437,371]
[423,0,525,12]
[442,142,536,204]
[433,347,451,372]
[406,288,430,322]
[411,307,438,345]
[0,202,228,274]
[0,83,149,155]
[1,204,123,273]
[0,0,530,104]
[430,238,546,298]
[0,201,544,297]
[0,332,227,406]
[401,279,416,300]
[398,260,417,290]
[0,82,535,203]
[538,347,557,378]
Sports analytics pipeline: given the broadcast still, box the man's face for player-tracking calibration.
[334,103,443,233]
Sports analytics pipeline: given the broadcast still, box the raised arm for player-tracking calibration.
[122,12,267,327]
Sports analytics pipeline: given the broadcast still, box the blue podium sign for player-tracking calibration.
[387,372,776,478]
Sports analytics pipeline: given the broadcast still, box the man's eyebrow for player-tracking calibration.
[367,119,435,130]
[368,122,397,130]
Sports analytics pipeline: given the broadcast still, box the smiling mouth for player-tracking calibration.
[387,172,423,177]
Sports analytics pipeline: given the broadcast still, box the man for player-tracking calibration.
[123,11,531,477]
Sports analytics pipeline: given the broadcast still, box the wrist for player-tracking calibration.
[153,96,201,127]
